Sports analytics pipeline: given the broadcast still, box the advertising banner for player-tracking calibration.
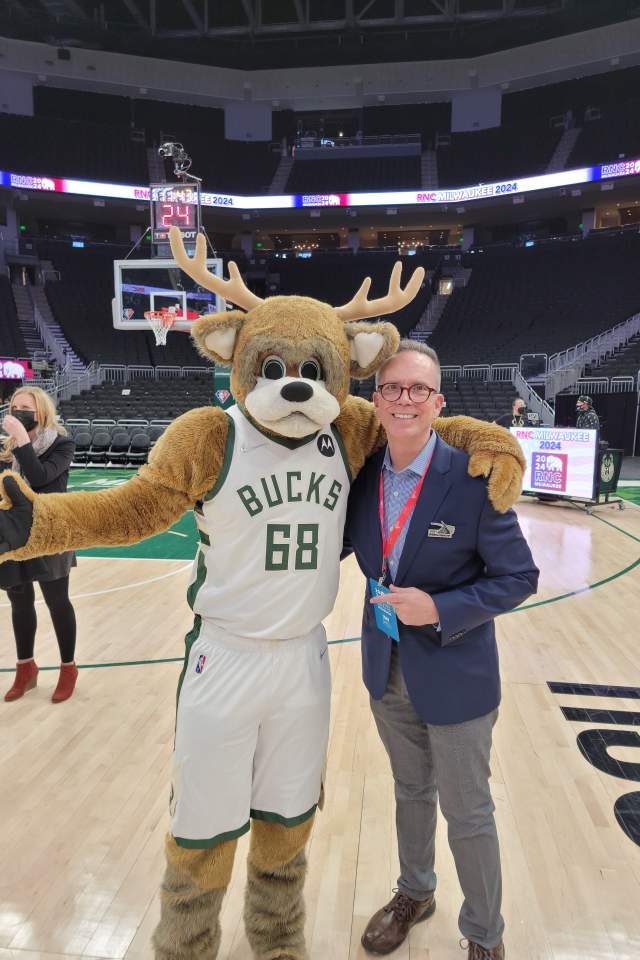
[511,426,598,501]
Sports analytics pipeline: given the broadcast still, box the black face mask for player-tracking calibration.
[12,409,38,432]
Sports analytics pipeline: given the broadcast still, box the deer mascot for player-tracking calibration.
[0,228,524,960]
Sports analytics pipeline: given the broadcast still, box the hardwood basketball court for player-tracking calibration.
[1,493,639,960]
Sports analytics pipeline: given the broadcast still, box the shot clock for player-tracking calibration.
[150,183,201,244]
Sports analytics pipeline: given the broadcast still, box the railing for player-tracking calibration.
[57,364,100,401]
[31,301,65,367]
[512,369,554,424]
[440,364,518,383]
[490,364,518,382]
[573,375,638,394]
[611,376,636,392]
[547,312,640,375]
[295,133,421,150]
[438,364,553,423]
[97,364,209,383]
[462,364,491,380]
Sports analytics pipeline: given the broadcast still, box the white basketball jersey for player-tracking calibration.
[187,405,351,640]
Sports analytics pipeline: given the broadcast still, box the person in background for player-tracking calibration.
[495,397,526,429]
[575,395,600,431]
[1,387,79,703]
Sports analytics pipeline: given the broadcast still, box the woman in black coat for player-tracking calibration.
[1,386,78,703]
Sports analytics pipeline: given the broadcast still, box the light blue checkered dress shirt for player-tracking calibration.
[381,429,437,581]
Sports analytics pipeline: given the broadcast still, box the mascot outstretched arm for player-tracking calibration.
[0,229,524,960]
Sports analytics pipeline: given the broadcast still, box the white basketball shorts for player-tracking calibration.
[170,619,331,848]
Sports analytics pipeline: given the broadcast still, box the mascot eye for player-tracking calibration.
[299,359,322,381]
[261,356,286,380]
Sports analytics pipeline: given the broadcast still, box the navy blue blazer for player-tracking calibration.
[344,433,539,725]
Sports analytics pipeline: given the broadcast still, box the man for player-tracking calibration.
[575,394,600,431]
[495,397,526,429]
[344,341,538,960]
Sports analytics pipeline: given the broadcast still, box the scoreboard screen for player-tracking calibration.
[150,183,200,243]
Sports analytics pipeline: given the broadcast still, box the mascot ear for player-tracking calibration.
[190,311,247,365]
[345,320,400,380]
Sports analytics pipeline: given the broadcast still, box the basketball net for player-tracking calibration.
[144,310,177,346]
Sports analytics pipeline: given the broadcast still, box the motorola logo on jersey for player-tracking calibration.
[317,435,335,457]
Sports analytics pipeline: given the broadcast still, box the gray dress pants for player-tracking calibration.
[370,643,504,950]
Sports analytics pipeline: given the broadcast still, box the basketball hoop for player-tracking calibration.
[144,310,177,346]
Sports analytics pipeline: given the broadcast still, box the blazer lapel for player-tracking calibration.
[394,435,453,586]
[363,448,385,576]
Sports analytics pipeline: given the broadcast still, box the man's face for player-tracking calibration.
[373,352,444,443]
[577,400,589,412]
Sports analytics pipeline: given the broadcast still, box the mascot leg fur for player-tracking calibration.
[244,816,315,960]
[153,834,237,960]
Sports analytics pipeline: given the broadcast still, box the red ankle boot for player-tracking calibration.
[4,660,39,702]
[52,662,78,703]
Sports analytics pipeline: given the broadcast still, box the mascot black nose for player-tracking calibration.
[281,381,313,402]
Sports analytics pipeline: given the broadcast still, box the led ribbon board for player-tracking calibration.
[2,155,639,209]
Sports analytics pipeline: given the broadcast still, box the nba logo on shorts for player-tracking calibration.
[195,654,206,674]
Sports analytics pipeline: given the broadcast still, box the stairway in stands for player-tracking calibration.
[29,283,87,374]
[410,265,472,342]
[11,283,48,357]
[269,153,294,194]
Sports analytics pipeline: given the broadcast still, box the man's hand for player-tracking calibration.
[370,584,439,627]
[0,476,34,555]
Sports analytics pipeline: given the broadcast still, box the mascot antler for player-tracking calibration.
[169,228,263,312]
[171,227,425,321]
[335,261,425,321]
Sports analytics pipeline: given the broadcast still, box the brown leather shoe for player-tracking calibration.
[463,939,505,959]
[361,890,436,955]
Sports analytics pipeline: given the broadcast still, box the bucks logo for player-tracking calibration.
[600,453,615,483]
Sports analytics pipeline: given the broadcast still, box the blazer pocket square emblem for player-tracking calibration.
[428,521,455,539]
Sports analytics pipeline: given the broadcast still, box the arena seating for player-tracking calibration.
[0,113,148,185]
[59,372,218,464]
[361,103,451,145]
[352,375,518,423]
[437,123,561,187]
[585,333,640,381]
[41,246,209,367]
[271,250,432,335]
[430,235,640,366]
[0,278,27,356]
[568,103,640,169]
[439,379,517,422]
[30,87,280,193]
[9,66,640,201]
[285,156,421,193]
[59,373,215,424]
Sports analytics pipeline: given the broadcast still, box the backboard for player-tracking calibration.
[112,258,225,334]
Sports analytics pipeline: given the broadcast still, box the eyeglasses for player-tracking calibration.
[377,382,439,403]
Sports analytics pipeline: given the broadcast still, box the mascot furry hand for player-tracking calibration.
[0,228,524,960]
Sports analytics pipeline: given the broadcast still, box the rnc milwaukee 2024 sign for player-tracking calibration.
[2,153,639,210]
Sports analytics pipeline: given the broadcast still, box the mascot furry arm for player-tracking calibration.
[0,232,527,960]
[0,230,524,559]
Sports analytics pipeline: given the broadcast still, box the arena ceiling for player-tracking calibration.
[1,0,639,69]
